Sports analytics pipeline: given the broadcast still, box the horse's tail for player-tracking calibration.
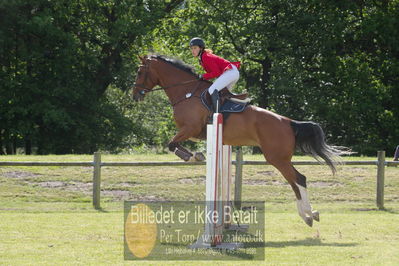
[290,120,351,175]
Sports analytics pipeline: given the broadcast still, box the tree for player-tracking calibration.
[0,0,184,154]
[147,0,399,155]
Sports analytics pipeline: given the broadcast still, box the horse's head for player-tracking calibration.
[132,56,159,101]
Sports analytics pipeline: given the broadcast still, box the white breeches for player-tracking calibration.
[208,65,239,94]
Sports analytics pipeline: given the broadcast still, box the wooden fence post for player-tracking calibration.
[93,152,101,209]
[234,147,243,209]
[376,151,385,210]
[394,145,399,161]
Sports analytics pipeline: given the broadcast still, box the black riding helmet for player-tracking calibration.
[189,37,205,48]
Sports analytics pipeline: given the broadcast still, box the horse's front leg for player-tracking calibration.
[168,127,205,162]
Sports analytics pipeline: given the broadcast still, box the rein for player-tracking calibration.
[136,78,199,94]
[170,80,202,107]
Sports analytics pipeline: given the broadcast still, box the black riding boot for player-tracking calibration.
[211,90,219,113]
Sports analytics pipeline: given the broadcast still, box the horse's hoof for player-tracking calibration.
[304,217,313,227]
[187,156,197,162]
[312,211,320,222]
[194,152,205,162]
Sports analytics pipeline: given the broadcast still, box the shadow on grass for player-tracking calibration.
[94,207,109,213]
[159,237,357,260]
[382,208,399,214]
[261,238,358,248]
[350,207,398,214]
[160,242,260,260]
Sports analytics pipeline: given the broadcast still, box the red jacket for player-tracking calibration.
[200,51,240,80]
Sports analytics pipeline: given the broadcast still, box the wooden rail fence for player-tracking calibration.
[1,150,397,210]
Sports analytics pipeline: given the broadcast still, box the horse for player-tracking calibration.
[132,54,350,227]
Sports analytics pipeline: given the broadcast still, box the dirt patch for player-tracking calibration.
[67,182,92,192]
[353,175,365,181]
[102,190,131,200]
[178,176,205,184]
[2,171,42,179]
[35,181,92,193]
[134,195,165,201]
[244,179,287,186]
[348,167,369,173]
[37,181,65,188]
[117,182,138,188]
[308,181,343,187]
[351,208,379,212]
[244,179,342,187]
[27,179,167,201]
[256,171,277,176]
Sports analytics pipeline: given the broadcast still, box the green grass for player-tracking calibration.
[0,211,398,265]
[0,153,398,265]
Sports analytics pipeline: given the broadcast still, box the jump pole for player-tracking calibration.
[190,113,243,249]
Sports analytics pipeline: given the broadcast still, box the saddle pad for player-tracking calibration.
[200,91,248,114]
[220,99,247,113]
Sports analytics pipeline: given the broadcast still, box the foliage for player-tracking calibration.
[104,86,175,153]
[0,0,183,154]
[154,0,399,155]
[1,0,398,155]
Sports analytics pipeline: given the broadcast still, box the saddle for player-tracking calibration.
[200,88,250,122]
[220,88,248,102]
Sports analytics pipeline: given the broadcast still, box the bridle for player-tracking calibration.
[134,59,157,95]
[134,59,203,106]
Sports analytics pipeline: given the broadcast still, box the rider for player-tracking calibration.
[189,37,241,112]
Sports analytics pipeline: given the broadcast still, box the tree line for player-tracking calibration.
[1,0,398,155]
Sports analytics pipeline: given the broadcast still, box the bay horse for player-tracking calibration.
[132,54,350,227]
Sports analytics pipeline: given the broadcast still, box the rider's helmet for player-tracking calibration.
[189,37,205,48]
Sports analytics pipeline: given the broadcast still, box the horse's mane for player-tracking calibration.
[149,54,199,77]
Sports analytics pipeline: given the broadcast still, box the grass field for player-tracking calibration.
[0,153,398,265]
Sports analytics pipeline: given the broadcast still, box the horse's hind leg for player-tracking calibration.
[294,168,320,222]
[267,157,319,226]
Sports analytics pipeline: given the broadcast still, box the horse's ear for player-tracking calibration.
[137,55,145,63]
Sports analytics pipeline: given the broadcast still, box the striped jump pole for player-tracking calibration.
[190,113,243,250]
